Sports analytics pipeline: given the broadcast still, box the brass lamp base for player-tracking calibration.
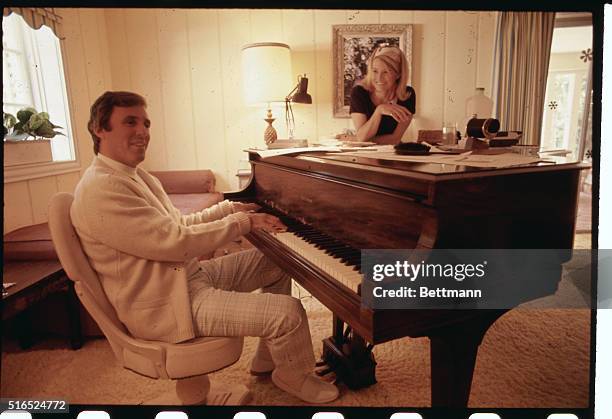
[264,108,277,145]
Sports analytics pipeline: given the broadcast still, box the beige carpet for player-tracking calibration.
[1,294,591,408]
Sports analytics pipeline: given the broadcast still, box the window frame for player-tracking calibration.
[3,13,80,184]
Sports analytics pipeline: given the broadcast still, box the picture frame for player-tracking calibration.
[332,24,413,118]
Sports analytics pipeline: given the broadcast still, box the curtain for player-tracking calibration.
[491,12,555,146]
[3,7,63,38]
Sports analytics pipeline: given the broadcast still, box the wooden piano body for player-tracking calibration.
[226,150,584,407]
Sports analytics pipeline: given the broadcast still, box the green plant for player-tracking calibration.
[3,107,64,141]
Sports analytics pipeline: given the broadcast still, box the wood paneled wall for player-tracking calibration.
[104,8,497,191]
[3,8,496,233]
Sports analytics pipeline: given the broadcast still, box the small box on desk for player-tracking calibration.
[267,139,308,149]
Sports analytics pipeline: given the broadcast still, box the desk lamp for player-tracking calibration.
[241,42,292,145]
[285,74,312,139]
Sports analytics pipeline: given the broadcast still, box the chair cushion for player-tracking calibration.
[168,192,224,215]
[3,222,57,261]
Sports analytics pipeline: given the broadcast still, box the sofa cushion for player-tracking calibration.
[150,170,216,194]
[4,222,57,261]
[167,192,224,215]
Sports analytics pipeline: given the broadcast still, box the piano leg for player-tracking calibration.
[321,315,377,389]
[429,310,506,407]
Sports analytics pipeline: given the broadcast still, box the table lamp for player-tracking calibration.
[241,42,293,145]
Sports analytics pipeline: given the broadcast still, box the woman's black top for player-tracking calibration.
[349,85,416,136]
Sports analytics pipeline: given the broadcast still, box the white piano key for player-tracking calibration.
[273,232,363,293]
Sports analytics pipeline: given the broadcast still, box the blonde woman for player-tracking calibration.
[350,45,415,144]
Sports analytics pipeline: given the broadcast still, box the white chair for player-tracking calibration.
[48,192,250,405]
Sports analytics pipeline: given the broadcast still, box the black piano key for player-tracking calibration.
[256,207,365,273]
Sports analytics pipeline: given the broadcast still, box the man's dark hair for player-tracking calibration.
[87,91,147,154]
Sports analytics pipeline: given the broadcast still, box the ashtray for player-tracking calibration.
[394,142,431,155]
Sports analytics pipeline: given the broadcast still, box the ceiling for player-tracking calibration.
[551,26,592,54]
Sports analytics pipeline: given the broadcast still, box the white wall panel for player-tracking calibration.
[477,11,497,96]
[3,182,35,233]
[123,9,167,171]
[29,177,59,224]
[105,9,131,89]
[80,9,108,101]
[412,11,446,132]
[347,10,379,24]
[445,11,479,128]
[282,10,317,145]
[56,171,81,193]
[186,10,229,190]
[61,8,97,171]
[218,10,253,190]
[157,9,198,170]
[314,10,351,140]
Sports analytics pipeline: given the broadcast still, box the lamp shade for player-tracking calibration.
[241,42,292,106]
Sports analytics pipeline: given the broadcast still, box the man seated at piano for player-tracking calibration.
[350,44,416,145]
[70,91,339,404]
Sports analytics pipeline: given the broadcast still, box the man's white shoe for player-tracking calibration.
[271,370,339,404]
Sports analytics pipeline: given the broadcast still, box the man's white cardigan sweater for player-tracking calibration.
[71,156,251,343]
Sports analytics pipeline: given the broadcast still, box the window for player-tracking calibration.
[2,12,75,163]
[540,22,592,161]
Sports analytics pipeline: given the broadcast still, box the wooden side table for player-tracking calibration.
[2,260,83,349]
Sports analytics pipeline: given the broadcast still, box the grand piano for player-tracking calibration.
[226,148,585,407]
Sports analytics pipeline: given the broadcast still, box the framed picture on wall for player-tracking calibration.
[332,24,413,118]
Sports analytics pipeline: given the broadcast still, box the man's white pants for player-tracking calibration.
[188,248,316,378]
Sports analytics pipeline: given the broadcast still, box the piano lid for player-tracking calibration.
[248,148,587,182]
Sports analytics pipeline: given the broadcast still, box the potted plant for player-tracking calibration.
[4,108,64,166]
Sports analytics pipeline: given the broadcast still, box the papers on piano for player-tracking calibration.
[247,145,381,158]
[247,145,544,168]
[341,145,545,168]
[247,146,342,158]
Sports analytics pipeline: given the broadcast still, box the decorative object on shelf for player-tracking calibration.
[241,42,293,146]
[332,24,412,118]
[284,74,312,140]
[3,107,64,166]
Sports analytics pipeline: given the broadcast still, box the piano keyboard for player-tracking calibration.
[269,217,364,294]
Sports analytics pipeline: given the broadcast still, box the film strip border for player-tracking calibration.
[0,407,594,419]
